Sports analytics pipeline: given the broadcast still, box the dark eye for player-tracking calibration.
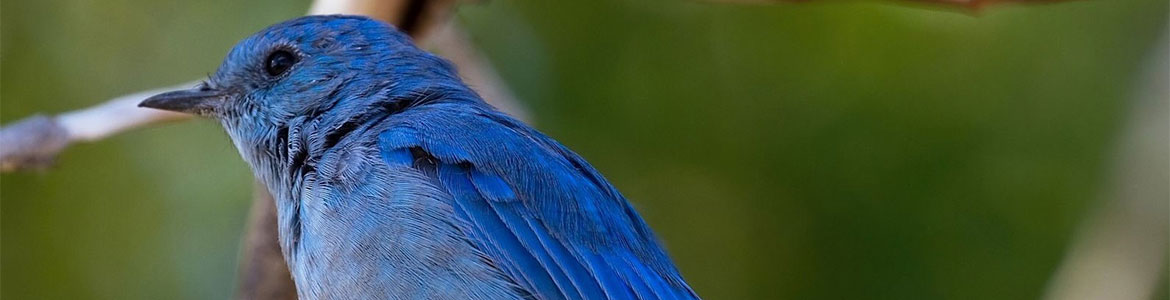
[265,50,297,76]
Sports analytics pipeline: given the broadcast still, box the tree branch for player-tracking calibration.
[0,83,194,172]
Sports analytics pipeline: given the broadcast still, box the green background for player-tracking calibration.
[2,0,1166,299]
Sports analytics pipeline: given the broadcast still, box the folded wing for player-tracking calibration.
[376,103,697,300]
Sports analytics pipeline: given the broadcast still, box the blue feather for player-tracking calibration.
[437,162,560,299]
[378,147,413,167]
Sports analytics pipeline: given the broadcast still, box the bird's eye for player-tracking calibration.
[265,50,297,76]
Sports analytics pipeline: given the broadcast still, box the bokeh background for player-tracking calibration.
[2,0,1167,299]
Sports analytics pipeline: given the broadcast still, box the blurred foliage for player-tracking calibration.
[1,0,1166,299]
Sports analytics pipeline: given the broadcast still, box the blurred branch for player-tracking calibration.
[0,83,193,172]
[1042,31,1169,300]
[236,182,298,300]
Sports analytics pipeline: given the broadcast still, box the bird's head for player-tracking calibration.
[139,15,465,139]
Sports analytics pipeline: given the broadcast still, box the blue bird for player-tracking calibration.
[140,15,698,300]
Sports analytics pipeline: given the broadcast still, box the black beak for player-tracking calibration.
[138,85,231,116]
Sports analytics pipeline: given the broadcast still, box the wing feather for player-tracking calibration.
[377,103,698,300]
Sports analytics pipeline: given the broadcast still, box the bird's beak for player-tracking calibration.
[138,85,231,116]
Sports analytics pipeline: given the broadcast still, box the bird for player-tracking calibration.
[140,15,698,300]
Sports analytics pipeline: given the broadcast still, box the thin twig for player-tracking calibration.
[0,82,195,172]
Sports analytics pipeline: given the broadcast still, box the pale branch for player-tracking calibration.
[1,82,195,172]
